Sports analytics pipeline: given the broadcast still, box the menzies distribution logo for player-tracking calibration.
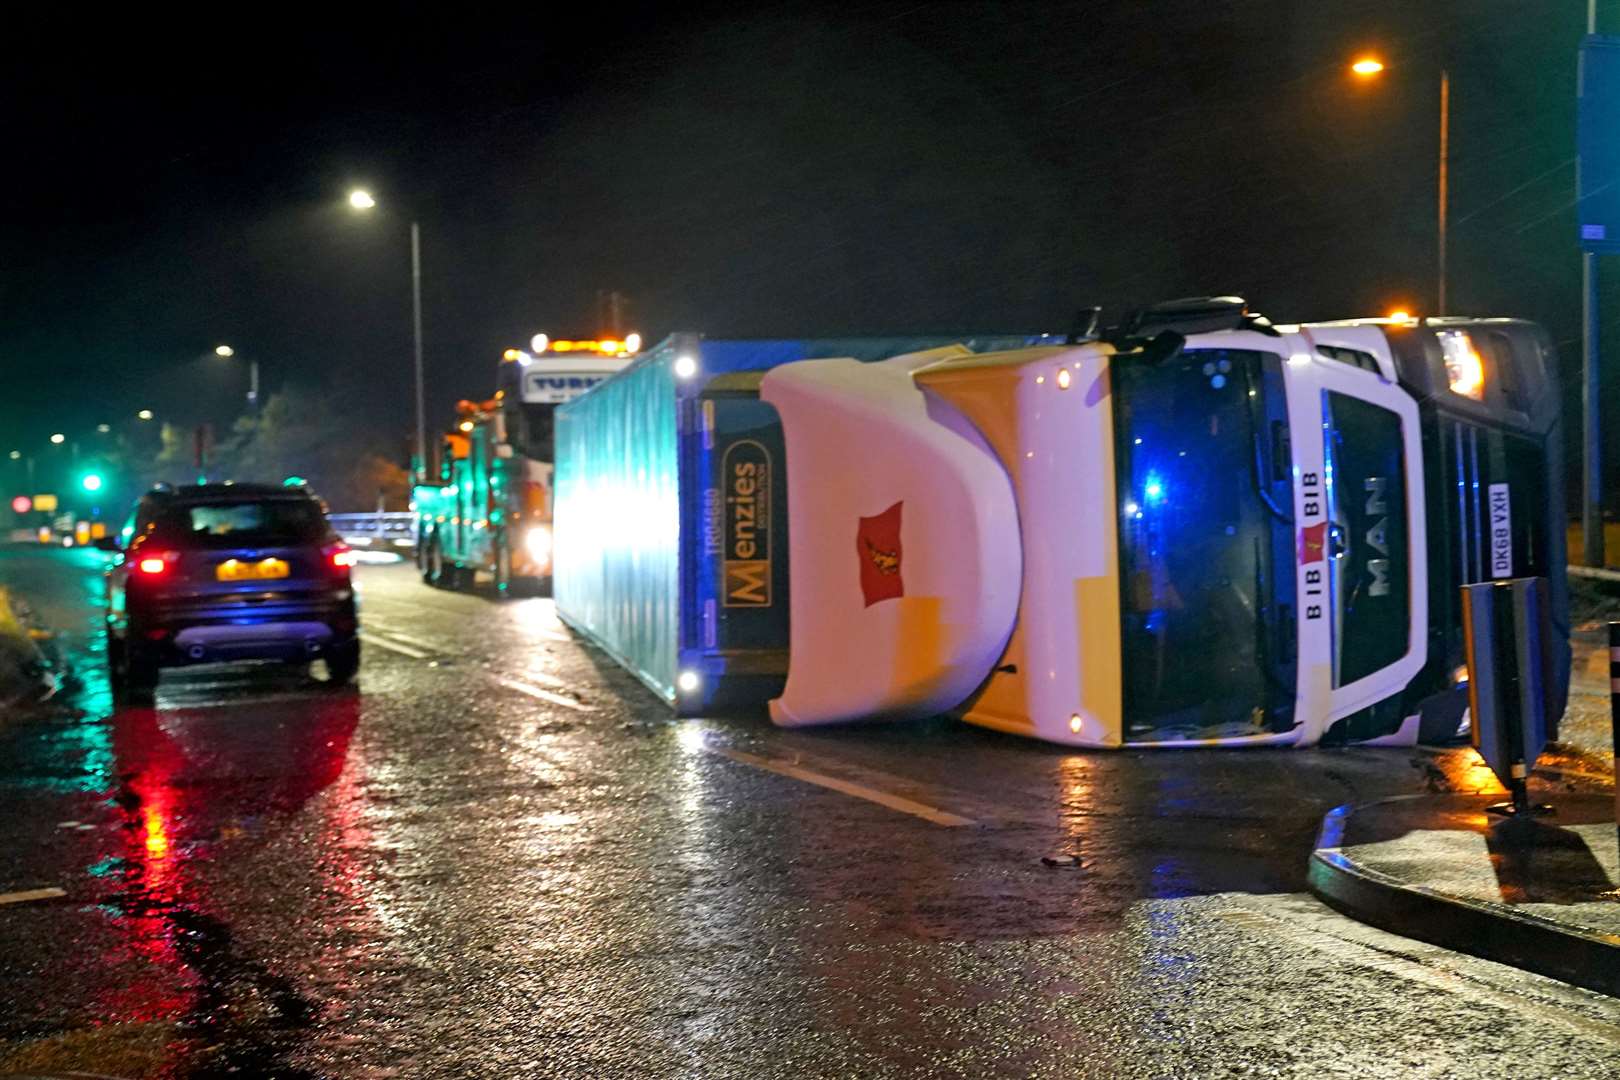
[856,501,904,607]
[722,440,772,607]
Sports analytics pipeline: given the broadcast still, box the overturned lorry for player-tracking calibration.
[552,300,1568,748]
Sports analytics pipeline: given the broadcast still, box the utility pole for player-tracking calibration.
[411,221,427,484]
[1437,69,1450,314]
[1584,0,1605,568]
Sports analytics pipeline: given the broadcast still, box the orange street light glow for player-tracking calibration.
[1387,308,1412,322]
[1351,57,1386,77]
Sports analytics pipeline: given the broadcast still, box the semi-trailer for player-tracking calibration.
[552,300,1568,748]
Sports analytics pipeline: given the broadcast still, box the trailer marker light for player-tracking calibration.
[1069,714,1083,734]
[674,354,698,379]
[677,670,701,693]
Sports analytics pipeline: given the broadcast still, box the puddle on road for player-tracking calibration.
[1,660,371,1077]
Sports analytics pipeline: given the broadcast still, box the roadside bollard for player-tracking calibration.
[1461,578,1556,817]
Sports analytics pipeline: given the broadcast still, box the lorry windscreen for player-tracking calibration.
[1112,348,1297,740]
[513,403,557,461]
[1323,392,1409,687]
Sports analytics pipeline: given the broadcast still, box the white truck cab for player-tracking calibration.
[759,300,1567,748]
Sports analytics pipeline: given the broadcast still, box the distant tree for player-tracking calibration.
[215,387,410,511]
[115,384,411,512]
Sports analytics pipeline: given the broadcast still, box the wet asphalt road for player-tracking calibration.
[2,545,1619,1078]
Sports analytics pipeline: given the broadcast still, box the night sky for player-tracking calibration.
[0,1,1604,476]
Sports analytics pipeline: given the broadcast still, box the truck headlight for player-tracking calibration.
[1438,330,1485,401]
[524,525,553,563]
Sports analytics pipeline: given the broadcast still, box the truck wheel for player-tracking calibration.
[426,539,446,587]
[325,640,361,685]
[418,536,435,583]
[494,538,513,594]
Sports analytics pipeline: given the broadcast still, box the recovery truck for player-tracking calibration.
[552,301,1568,748]
[415,335,636,591]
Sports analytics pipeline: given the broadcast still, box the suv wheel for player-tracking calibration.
[325,640,361,685]
[121,643,159,704]
[107,633,126,694]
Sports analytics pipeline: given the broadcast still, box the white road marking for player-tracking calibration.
[518,668,570,689]
[358,632,432,659]
[491,676,593,713]
[712,747,976,827]
[0,887,66,906]
[1220,894,1620,1043]
[363,624,444,653]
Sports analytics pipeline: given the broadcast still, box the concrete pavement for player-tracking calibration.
[1310,791,1620,997]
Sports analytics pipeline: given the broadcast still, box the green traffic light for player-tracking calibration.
[80,473,104,493]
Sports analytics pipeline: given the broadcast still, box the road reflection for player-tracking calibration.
[84,686,364,1067]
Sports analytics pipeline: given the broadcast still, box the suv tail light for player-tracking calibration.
[135,551,176,576]
[325,543,356,571]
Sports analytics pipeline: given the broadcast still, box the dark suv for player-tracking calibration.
[102,483,360,700]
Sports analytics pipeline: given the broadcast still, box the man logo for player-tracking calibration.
[722,439,772,607]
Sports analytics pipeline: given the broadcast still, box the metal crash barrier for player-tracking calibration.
[327,511,418,549]
[1461,578,1557,817]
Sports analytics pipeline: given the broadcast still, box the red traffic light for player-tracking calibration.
[10,495,31,514]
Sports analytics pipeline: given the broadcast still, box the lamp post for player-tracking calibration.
[348,188,428,483]
[1350,55,1450,314]
[1583,0,1603,567]
[215,344,259,409]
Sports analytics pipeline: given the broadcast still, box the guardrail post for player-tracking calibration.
[1611,621,1620,846]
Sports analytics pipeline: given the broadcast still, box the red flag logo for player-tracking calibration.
[1300,521,1326,564]
[856,501,904,607]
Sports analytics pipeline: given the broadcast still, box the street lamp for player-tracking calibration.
[1349,54,1450,314]
[348,188,427,482]
[137,409,154,421]
[49,433,65,445]
[216,344,259,409]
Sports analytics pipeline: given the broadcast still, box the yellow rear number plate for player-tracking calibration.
[216,558,290,581]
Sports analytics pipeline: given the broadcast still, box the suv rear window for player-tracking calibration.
[151,499,327,545]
